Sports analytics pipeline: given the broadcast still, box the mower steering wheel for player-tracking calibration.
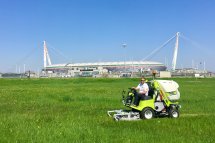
[128,87,136,92]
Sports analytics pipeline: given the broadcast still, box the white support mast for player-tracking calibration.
[172,32,180,71]
[43,41,47,68]
[43,41,52,68]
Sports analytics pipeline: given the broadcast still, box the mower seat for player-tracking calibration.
[146,82,155,98]
[140,96,152,100]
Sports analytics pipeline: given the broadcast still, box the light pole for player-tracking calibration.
[122,43,127,74]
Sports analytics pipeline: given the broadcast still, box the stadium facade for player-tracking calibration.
[44,61,166,77]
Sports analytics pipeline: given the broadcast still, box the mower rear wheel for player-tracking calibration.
[140,108,155,119]
[169,109,179,118]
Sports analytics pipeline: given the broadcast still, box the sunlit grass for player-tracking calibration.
[0,78,215,142]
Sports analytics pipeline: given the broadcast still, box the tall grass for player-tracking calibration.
[0,78,215,143]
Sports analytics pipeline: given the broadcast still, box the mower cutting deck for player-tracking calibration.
[108,110,140,121]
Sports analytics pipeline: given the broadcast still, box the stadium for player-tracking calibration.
[42,33,181,77]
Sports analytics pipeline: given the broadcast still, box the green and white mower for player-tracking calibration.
[108,80,181,121]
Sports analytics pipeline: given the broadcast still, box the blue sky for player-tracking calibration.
[0,0,215,72]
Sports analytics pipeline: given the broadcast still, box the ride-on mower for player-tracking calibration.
[108,80,181,121]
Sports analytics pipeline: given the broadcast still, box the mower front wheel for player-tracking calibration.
[140,108,155,119]
[169,109,179,118]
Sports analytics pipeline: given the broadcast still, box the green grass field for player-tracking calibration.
[0,78,215,143]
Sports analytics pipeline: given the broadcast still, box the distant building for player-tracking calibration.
[1,73,24,78]
[171,68,210,77]
[160,71,171,78]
